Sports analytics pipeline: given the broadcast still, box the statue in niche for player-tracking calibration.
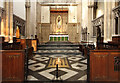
[56,15,62,29]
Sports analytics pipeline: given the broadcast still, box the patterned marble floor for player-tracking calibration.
[28,54,87,81]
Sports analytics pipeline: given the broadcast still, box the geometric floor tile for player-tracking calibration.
[29,59,37,64]
[27,75,38,80]
[59,68,78,80]
[50,70,67,77]
[81,59,87,64]
[76,55,84,58]
[45,61,48,63]
[78,75,87,80]
[69,60,73,63]
[35,57,49,61]
[71,63,87,71]
[28,63,45,71]
[33,54,42,58]
[68,57,82,61]
[38,68,56,80]
[28,42,88,81]
[38,68,78,80]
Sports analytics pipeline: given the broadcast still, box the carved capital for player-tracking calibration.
[25,2,31,8]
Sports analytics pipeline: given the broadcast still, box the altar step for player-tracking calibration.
[37,47,79,50]
[45,41,73,44]
[34,50,81,55]
[37,44,79,47]
[34,42,81,55]
[33,52,81,55]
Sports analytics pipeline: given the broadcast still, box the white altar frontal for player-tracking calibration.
[49,34,69,41]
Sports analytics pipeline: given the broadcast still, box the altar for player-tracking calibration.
[49,33,69,41]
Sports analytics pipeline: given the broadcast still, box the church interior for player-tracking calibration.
[0,0,120,83]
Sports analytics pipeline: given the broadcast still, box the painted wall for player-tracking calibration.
[82,0,88,28]
[13,1,26,20]
[0,0,4,8]
[96,2,104,18]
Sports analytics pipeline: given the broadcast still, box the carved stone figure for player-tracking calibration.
[56,15,62,29]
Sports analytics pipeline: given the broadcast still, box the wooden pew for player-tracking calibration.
[0,50,25,82]
[17,39,33,59]
[79,42,95,57]
[0,37,22,50]
[97,36,120,50]
[89,50,120,82]
[0,37,34,82]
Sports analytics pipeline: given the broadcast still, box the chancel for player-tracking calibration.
[0,0,120,83]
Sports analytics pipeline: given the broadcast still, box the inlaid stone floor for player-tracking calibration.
[27,42,87,82]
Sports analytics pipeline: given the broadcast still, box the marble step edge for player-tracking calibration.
[37,48,80,50]
[33,52,81,55]
[37,45,80,47]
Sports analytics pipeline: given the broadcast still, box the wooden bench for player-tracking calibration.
[97,36,120,50]
[89,50,120,82]
[79,43,95,57]
[0,37,22,50]
[0,50,26,82]
[0,37,35,82]
[16,39,34,59]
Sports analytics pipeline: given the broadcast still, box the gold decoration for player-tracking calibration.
[47,58,70,68]
[56,15,62,28]
[16,26,20,38]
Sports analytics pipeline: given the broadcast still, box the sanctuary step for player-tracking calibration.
[34,42,81,55]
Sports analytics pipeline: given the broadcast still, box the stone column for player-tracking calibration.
[9,1,13,43]
[1,12,5,36]
[77,2,82,42]
[107,2,112,41]
[88,1,94,42]
[112,2,116,36]
[25,1,31,38]
[0,8,1,35]
[118,14,120,35]
[5,2,9,42]
[104,1,116,42]
[104,1,108,43]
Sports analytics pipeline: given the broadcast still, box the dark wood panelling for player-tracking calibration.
[90,50,120,82]
[1,50,25,82]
